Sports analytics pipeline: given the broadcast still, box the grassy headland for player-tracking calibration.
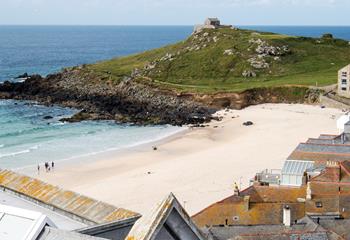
[86,28,350,93]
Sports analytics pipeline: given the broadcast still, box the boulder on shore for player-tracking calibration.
[16,73,29,79]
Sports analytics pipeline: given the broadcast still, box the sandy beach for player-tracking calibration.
[32,104,343,215]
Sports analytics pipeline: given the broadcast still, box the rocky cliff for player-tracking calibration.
[0,69,216,125]
[1,27,337,125]
[0,67,320,126]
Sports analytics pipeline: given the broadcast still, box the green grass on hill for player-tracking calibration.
[87,28,350,93]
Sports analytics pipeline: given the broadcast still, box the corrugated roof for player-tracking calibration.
[282,160,314,175]
[0,169,140,226]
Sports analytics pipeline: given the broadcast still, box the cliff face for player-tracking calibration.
[0,69,216,126]
[197,87,320,109]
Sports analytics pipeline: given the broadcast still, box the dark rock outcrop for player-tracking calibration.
[0,68,319,126]
[0,71,216,126]
[16,72,29,79]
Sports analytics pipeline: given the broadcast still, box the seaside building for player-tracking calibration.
[201,216,330,240]
[192,184,306,227]
[338,64,350,98]
[252,169,281,186]
[194,18,232,33]
[0,170,207,240]
[280,160,314,186]
[191,116,350,239]
[5,115,350,240]
[0,169,140,240]
[305,161,350,219]
[126,193,205,240]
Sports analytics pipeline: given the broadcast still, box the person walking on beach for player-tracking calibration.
[37,165,40,175]
[51,161,54,170]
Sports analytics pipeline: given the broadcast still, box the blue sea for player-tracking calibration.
[1,25,350,169]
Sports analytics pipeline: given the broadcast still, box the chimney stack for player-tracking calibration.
[283,205,291,227]
[243,196,250,211]
[234,182,240,196]
[306,182,312,200]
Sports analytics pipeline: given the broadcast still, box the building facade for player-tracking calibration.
[193,18,232,33]
[338,64,350,98]
[204,18,221,27]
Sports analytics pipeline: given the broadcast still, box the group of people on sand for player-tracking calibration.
[37,161,54,174]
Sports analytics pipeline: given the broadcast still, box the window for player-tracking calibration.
[342,87,347,91]
[342,79,347,85]
[316,202,323,208]
[342,72,348,77]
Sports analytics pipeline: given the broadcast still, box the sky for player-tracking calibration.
[1,0,350,26]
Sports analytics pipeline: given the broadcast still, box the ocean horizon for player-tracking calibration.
[1,25,350,169]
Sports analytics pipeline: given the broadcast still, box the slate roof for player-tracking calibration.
[288,142,350,162]
[288,132,350,163]
[317,218,350,239]
[202,217,329,240]
[318,135,338,140]
[306,138,336,145]
[294,143,350,155]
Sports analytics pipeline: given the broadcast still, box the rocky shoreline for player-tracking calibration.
[0,66,321,126]
[0,69,217,126]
